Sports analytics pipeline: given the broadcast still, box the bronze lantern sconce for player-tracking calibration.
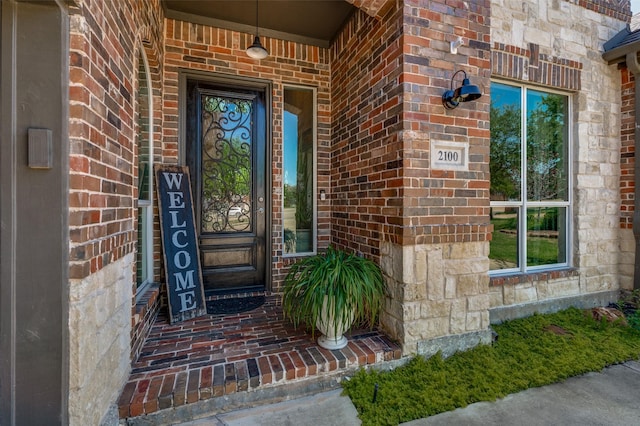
[442,70,482,109]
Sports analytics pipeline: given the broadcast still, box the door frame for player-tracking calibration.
[178,70,273,292]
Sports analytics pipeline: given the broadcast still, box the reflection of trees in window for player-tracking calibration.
[295,130,313,231]
[489,82,569,272]
[526,93,567,202]
[489,92,567,202]
[200,95,252,233]
[283,183,296,208]
[283,87,314,254]
[490,103,521,201]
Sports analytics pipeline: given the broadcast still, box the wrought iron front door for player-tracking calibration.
[186,81,266,293]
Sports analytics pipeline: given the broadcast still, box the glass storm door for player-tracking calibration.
[187,81,266,293]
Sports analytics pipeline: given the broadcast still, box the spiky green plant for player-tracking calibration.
[282,246,386,338]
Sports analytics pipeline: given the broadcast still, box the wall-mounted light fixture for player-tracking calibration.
[442,70,482,110]
[246,0,268,60]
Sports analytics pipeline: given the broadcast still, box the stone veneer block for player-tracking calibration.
[69,254,133,426]
[465,311,484,331]
[455,274,482,297]
[467,294,490,312]
[450,299,467,334]
[426,247,444,301]
[488,286,504,308]
[585,275,616,293]
[420,300,450,319]
[490,291,619,324]
[537,277,580,300]
[381,241,490,355]
[444,276,457,299]
[514,283,538,304]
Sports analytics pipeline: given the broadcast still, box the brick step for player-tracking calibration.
[117,293,402,425]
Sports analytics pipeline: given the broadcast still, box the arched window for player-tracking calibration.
[136,49,154,296]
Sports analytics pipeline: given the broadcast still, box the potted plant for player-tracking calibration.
[282,246,386,349]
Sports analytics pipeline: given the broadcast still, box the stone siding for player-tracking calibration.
[489,270,580,308]
[381,241,491,354]
[490,0,628,313]
[68,255,133,425]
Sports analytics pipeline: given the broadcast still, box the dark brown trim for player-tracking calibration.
[603,42,640,65]
[0,1,70,424]
[177,70,273,292]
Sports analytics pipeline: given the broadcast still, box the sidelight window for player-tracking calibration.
[283,86,316,255]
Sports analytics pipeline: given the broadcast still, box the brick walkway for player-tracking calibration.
[117,293,402,420]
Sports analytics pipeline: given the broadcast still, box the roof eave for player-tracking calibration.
[602,43,640,65]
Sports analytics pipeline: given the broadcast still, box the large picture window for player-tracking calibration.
[283,86,316,255]
[490,81,570,273]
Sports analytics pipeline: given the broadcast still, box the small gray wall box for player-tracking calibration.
[28,128,52,169]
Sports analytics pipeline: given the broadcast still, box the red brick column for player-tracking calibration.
[331,1,492,354]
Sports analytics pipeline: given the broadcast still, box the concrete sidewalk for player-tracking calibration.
[180,361,640,426]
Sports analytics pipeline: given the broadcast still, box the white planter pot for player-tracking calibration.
[315,295,354,350]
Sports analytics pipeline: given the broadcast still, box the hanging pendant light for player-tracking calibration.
[246,0,268,60]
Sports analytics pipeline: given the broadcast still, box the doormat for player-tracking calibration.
[206,295,266,315]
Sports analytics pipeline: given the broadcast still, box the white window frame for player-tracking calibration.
[282,84,317,257]
[136,49,154,299]
[489,80,572,276]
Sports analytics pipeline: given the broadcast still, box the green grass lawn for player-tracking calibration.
[489,218,517,264]
[490,216,559,266]
[342,308,640,426]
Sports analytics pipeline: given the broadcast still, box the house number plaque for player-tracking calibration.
[431,140,469,171]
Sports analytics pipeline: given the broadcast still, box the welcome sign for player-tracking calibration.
[155,165,207,323]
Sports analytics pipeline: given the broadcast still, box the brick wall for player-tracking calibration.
[492,43,582,90]
[401,0,492,245]
[394,0,492,354]
[330,6,404,258]
[67,0,164,424]
[620,66,634,230]
[563,0,631,21]
[619,65,636,288]
[161,19,333,291]
[331,0,493,259]
[68,1,163,279]
[63,0,635,414]
[331,0,493,354]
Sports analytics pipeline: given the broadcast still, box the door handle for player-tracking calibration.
[257,207,264,214]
